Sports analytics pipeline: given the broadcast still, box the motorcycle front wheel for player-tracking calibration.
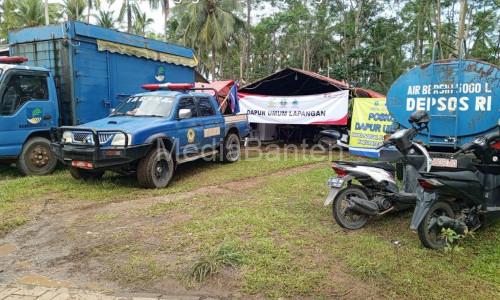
[417,201,455,249]
[332,186,369,230]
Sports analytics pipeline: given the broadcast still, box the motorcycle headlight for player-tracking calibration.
[111,133,132,146]
[62,131,73,143]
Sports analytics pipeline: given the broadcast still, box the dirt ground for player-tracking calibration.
[0,162,382,299]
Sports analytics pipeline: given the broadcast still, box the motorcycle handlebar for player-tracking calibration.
[451,142,474,158]
[376,140,392,150]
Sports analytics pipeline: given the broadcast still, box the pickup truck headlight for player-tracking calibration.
[111,133,132,146]
[62,131,73,143]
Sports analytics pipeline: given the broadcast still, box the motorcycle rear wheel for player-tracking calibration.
[332,186,369,230]
[417,201,455,249]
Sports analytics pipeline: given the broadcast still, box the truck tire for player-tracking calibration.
[137,147,174,189]
[221,133,241,163]
[70,167,105,181]
[17,137,57,176]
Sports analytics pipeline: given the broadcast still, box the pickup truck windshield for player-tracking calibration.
[112,95,175,117]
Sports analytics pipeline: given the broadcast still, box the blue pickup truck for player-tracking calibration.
[51,84,249,188]
[0,22,196,175]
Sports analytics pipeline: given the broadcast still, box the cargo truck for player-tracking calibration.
[0,21,197,175]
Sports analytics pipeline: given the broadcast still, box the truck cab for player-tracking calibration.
[51,85,249,188]
[0,60,59,175]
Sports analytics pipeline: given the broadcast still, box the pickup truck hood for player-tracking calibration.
[80,116,168,133]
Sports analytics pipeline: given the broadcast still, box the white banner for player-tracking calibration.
[238,90,349,125]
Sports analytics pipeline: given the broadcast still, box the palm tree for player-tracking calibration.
[117,0,134,33]
[63,0,86,21]
[173,0,245,79]
[95,9,115,29]
[11,0,45,27]
[145,0,169,40]
[86,0,101,23]
[5,0,61,28]
[133,5,153,36]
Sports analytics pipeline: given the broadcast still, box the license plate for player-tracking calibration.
[324,188,340,206]
[327,177,344,188]
[432,158,458,168]
[71,160,94,170]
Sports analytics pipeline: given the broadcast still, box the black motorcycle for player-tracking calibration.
[325,111,432,229]
[411,122,500,249]
[317,128,349,150]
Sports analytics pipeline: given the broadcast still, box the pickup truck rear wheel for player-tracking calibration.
[137,148,174,188]
[221,133,241,163]
[70,168,105,181]
[17,137,57,176]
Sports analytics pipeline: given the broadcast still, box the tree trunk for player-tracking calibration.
[434,0,441,42]
[127,0,132,33]
[45,0,50,25]
[244,0,251,79]
[163,0,170,41]
[219,57,224,79]
[354,0,363,51]
[456,0,467,56]
[211,43,217,80]
[239,52,244,81]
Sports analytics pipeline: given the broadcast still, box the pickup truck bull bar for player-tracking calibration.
[50,126,130,147]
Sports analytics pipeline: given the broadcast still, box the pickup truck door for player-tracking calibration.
[196,97,224,150]
[175,97,203,155]
[0,70,56,157]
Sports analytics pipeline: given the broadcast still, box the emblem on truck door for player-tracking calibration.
[27,107,43,125]
[155,66,165,82]
[187,128,196,143]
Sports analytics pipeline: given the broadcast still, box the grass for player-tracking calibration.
[187,242,245,283]
[152,167,499,299]
[0,151,330,236]
[1,151,499,299]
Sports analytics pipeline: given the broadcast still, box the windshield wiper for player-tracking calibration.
[133,114,164,118]
[110,112,127,116]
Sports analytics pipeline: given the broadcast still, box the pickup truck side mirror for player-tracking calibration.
[178,108,192,119]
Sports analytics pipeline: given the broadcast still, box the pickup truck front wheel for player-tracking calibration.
[221,133,241,163]
[137,148,174,188]
[17,137,58,176]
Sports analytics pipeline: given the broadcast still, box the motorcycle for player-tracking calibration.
[324,111,432,229]
[411,121,500,249]
[317,128,349,150]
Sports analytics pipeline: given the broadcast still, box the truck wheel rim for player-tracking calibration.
[29,145,51,168]
[228,136,240,160]
[154,159,168,179]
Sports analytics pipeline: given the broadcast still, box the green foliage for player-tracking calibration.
[442,227,475,253]
[187,242,245,283]
[0,0,499,91]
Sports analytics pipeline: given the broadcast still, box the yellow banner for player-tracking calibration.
[349,98,394,149]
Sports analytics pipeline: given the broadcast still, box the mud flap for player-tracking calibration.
[410,191,436,230]
[324,188,339,206]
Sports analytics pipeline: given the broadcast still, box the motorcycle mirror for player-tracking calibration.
[408,110,430,125]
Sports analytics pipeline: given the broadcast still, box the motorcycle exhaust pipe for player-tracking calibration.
[347,197,379,216]
[436,216,468,234]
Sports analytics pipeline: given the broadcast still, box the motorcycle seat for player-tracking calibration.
[336,161,395,173]
[320,130,341,139]
[422,170,480,183]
